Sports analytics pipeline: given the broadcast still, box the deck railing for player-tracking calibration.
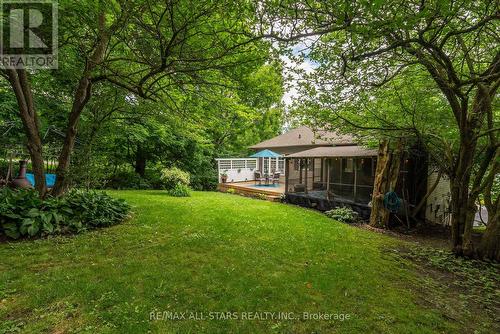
[216,158,258,183]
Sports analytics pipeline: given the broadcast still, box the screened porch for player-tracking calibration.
[284,146,378,216]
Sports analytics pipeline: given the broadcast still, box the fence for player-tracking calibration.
[216,158,258,183]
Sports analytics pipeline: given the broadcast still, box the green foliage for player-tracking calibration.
[190,172,218,191]
[160,167,190,190]
[64,190,131,228]
[226,188,236,194]
[0,188,130,239]
[403,246,500,321]
[325,207,359,224]
[1,190,495,332]
[168,183,191,197]
[106,170,152,190]
[256,193,268,200]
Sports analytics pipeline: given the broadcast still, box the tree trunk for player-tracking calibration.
[51,77,92,195]
[369,139,403,228]
[51,12,110,196]
[477,204,500,261]
[477,150,499,261]
[449,138,476,256]
[135,144,147,177]
[5,69,47,197]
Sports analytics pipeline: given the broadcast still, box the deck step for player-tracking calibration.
[218,183,283,202]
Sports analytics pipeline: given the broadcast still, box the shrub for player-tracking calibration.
[143,164,165,189]
[160,167,190,190]
[256,193,268,200]
[0,188,130,240]
[190,172,218,191]
[324,207,359,224]
[168,183,191,197]
[106,170,151,190]
[226,188,236,194]
[64,190,131,227]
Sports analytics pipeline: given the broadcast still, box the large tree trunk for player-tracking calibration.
[478,203,499,261]
[369,139,403,228]
[450,85,497,258]
[5,69,47,197]
[51,77,93,195]
[449,132,476,256]
[51,13,110,196]
[477,149,499,261]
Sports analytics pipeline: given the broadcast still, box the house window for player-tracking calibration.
[278,158,285,173]
[270,158,277,172]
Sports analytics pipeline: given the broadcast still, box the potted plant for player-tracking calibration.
[220,170,228,183]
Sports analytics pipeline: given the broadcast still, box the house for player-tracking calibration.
[217,126,451,221]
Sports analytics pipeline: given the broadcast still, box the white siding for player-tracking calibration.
[425,169,452,225]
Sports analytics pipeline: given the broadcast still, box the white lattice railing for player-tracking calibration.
[216,158,259,183]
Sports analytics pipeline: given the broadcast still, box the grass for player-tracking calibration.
[0,190,497,333]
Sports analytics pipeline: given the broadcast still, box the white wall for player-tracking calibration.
[425,169,452,225]
[224,169,255,183]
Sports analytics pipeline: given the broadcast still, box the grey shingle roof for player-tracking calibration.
[286,146,377,158]
[249,126,355,149]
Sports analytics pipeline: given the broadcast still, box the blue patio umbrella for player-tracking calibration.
[249,149,282,158]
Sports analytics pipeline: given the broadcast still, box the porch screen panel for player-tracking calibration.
[329,158,355,201]
[286,158,302,193]
[355,158,375,204]
[331,158,341,183]
[341,158,355,184]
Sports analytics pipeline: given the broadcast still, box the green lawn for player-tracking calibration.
[0,191,496,333]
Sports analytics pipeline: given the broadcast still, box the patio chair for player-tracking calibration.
[254,171,266,185]
[271,172,280,185]
[294,184,305,193]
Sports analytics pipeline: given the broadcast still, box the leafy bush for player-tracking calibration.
[143,164,165,189]
[168,183,191,197]
[0,188,130,240]
[106,170,151,190]
[64,190,131,227]
[160,167,190,190]
[256,193,268,200]
[325,207,359,224]
[226,188,236,194]
[190,172,218,191]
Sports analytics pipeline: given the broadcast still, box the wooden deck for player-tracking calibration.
[217,181,285,201]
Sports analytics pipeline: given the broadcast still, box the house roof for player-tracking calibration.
[249,126,355,150]
[249,149,282,158]
[286,146,377,158]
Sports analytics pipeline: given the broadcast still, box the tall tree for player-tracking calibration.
[261,0,499,259]
[1,0,267,196]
